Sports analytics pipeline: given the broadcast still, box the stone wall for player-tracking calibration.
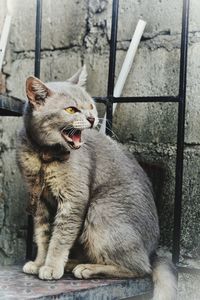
[1,0,200,264]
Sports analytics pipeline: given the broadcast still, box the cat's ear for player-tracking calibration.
[67,65,87,87]
[26,76,52,108]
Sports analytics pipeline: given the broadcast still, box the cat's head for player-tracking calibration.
[24,66,98,151]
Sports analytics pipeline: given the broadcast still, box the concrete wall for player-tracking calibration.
[1,0,200,264]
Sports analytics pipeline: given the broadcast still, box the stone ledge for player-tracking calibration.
[0,265,152,300]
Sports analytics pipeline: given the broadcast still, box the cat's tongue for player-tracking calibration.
[72,133,81,144]
[70,130,83,149]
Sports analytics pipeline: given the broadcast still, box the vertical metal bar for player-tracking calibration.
[34,0,43,78]
[26,0,43,260]
[172,0,190,264]
[106,0,119,135]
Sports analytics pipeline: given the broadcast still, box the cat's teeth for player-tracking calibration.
[61,131,73,143]
[74,141,84,148]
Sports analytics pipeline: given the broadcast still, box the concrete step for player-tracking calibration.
[0,265,152,300]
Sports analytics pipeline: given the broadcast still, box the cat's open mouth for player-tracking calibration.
[61,127,83,149]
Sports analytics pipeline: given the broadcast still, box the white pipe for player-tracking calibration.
[0,15,12,71]
[100,19,146,134]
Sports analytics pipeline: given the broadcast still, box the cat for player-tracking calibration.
[16,66,177,300]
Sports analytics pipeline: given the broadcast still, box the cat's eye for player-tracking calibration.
[65,107,79,114]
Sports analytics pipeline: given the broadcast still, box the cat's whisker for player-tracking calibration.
[96,121,119,141]
[68,128,75,136]
[62,125,74,133]
[70,129,77,136]
[104,127,119,141]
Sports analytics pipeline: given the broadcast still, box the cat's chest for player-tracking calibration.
[43,162,67,198]
[41,187,57,218]
[22,150,41,176]
[43,159,85,200]
[22,151,67,195]
[22,144,83,200]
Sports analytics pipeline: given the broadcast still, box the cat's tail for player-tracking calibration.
[151,255,178,300]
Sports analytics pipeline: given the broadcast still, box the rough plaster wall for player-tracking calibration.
[0,0,7,93]
[0,117,26,265]
[1,0,200,264]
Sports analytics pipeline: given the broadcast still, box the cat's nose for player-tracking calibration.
[87,117,95,128]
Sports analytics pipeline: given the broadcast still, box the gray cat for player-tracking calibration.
[17,66,177,300]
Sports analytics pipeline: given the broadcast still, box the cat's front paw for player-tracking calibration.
[39,265,64,280]
[23,261,40,275]
[73,264,94,279]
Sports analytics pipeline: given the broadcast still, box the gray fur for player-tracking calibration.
[17,67,176,299]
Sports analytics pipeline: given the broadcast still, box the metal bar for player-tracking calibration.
[26,0,43,260]
[34,0,43,78]
[106,0,119,135]
[0,94,182,116]
[172,0,190,264]
[0,95,180,116]
[112,96,180,103]
[0,109,21,116]
[94,96,180,104]
[0,95,25,115]
[0,94,180,116]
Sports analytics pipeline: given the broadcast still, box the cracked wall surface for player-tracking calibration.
[0,117,26,264]
[1,0,200,264]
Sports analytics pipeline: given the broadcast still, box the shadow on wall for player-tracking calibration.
[127,143,176,252]
[139,160,172,248]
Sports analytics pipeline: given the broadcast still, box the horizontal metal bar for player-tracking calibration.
[113,96,180,103]
[0,95,25,116]
[93,97,109,104]
[0,94,180,116]
[0,108,21,116]
[94,96,180,104]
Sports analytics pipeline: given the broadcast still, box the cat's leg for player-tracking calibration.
[23,201,51,275]
[73,264,143,279]
[39,200,85,280]
[80,199,152,280]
